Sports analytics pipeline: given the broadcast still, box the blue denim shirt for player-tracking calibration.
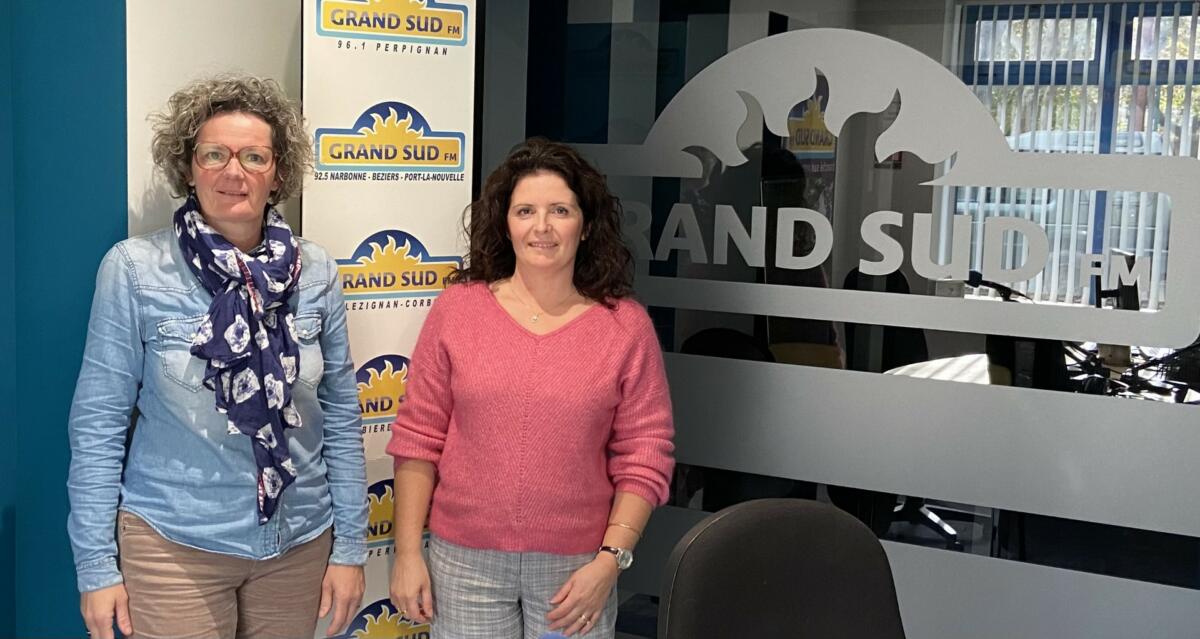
[67,227,367,592]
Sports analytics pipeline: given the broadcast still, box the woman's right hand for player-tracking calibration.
[389,550,435,624]
[80,583,133,639]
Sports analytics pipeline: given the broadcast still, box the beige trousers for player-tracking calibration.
[117,510,332,639]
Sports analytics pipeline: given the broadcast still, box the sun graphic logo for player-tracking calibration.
[357,354,409,433]
[574,28,1200,347]
[787,79,835,160]
[315,102,465,172]
[336,598,430,639]
[364,478,429,557]
[317,0,467,46]
[366,479,396,555]
[337,230,461,303]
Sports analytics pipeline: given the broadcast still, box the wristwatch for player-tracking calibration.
[599,545,634,570]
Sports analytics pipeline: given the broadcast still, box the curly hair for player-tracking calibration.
[150,73,311,203]
[450,138,634,303]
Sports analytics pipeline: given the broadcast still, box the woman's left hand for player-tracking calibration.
[320,563,366,637]
[546,555,619,636]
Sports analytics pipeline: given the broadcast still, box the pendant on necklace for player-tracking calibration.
[530,314,540,323]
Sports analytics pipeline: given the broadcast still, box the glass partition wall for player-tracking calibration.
[481,2,1200,636]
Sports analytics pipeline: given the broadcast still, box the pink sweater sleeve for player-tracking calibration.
[387,292,454,469]
[607,307,676,506]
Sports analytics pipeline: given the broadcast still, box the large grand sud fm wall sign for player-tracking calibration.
[580,28,1200,347]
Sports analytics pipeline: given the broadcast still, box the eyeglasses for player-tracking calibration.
[193,142,276,174]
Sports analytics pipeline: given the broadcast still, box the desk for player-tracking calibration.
[886,353,1199,402]
[884,354,992,384]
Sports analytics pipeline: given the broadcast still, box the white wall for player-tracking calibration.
[126,0,302,237]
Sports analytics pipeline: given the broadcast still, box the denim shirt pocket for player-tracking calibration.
[293,313,325,389]
[155,316,209,392]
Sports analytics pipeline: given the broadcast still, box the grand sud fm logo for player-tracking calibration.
[334,598,430,639]
[576,28,1200,348]
[366,478,396,554]
[357,354,409,435]
[337,230,461,307]
[315,102,465,173]
[363,476,431,555]
[316,0,467,46]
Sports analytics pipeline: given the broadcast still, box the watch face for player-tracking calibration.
[617,549,633,570]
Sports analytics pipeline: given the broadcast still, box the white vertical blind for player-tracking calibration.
[955,2,1196,311]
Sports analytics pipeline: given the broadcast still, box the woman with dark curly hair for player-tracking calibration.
[67,74,366,639]
[387,138,675,638]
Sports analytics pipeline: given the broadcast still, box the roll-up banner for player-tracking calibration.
[303,2,476,635]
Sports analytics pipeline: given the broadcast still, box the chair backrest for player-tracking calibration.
[841,268,929,372]
[984,334,1070,391]
[658,499,907,639]
[680,327,775,362]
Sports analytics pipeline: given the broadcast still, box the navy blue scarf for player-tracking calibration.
[174,196,303,524]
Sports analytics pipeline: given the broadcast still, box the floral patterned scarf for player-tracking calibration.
[174,195,303,524]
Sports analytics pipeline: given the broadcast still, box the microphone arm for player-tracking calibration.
[967,270,1031,302]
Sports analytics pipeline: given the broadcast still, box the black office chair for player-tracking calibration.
[838,269,939,541]
[677,329,817,511]
[841,268,929,372]
[658,499,907,639]
[984,334,1070,391]
[680,327,775,362]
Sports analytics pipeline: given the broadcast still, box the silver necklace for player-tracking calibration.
[509,282,576,323]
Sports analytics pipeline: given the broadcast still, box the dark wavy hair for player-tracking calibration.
[449,137,633,303]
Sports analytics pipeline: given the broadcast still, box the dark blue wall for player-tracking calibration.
[10,3,126,636]
[0,0,16,635]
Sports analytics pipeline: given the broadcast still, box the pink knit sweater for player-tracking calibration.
[386,282,675,555]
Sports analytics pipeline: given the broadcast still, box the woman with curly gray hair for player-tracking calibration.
[66,74,367,639]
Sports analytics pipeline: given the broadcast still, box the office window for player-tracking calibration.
[956,2,1200,310]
